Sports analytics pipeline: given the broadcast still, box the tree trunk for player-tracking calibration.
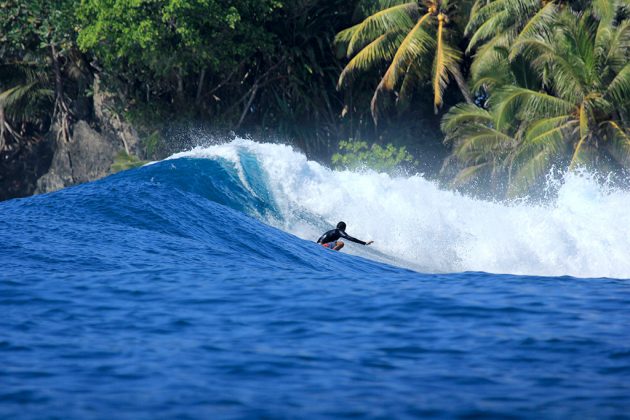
[176,67,184,103]
[50,44,71,143]
[51,45,65,112]
[236,83,258,129]
[453,67,474,106]
[195,68,206,105]
[0,107,5,151]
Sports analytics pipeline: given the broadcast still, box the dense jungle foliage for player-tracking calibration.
[1,0,629,197]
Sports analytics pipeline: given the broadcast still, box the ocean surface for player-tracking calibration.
[1,139,629,418]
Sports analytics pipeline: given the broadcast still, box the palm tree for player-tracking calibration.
[465,0,560,95]
[444,7,630,196]
[465,0,623,93]
[504,9,630,193]
[441,102,517,188]
[335,0,473,121]
[0,61,53,153]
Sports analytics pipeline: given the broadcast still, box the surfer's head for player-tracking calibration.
[336,221,346,231]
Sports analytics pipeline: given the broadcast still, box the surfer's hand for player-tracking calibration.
[366,240,374,245]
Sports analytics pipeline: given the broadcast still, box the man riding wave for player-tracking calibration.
[317,221,373,251]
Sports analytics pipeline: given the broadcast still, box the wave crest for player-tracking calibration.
[172,139,630,278]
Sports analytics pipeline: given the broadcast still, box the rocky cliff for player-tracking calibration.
[34,79,142,195]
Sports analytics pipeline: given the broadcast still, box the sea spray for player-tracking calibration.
[173,139,630,278]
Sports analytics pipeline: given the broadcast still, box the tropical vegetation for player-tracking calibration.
[336,0,473,120]
[0,0,629,200]
[337,0,630,196]
[442,0,630,196]
[332,139,416,172]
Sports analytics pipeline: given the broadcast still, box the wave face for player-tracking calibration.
[1,139,629,418]
[173,139,630,279]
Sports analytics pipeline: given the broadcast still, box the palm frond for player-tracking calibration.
[397,61,423,109]
[0,82,54,123]
[0,83,38,108]
[432,22,461,111]
[470,36,513,91]
[381,12,433,90]
[491,86,573,131]
[508,1,557,60]
[335,23,364,47]
[605,63,630,106]
[507,144,557,196]
[441,103,494,136]
[605,120,630,167]
[452,126,514,156]
[465,0,506,37]
[336,2,418,57]
[592,0,617,25]
[451,162,491,187]
[524,115,574,143]
[337,31,406,88]
[370,74,396,122]
[602,19,630,72]
[466,9,510,53]
[509,54,541,90]
[509,121,571,196]
[594,19,614,68]
[466,0,487,28]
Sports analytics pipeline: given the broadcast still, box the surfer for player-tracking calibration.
[317,221,374,251]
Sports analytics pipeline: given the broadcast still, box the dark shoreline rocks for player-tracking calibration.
[0,136,54,201]
[34,120,123,194]
[1,78,142,201]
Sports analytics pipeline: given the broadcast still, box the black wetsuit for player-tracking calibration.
[317,228,367,245]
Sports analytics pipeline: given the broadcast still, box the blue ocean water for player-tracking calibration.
[1,141,629,418]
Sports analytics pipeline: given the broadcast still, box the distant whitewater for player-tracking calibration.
[172,139,630,279]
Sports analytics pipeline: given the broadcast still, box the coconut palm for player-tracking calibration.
[465,0,624,93]
[504,10,630,193]
[444,8,630,196]
[0,61,53,152]
[465,0,557,90]
[441,102,518,188]
[335,0,473,121]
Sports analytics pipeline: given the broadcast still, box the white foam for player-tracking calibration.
[174,139,630,279]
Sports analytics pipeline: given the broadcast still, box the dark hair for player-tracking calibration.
[336,221,347,231]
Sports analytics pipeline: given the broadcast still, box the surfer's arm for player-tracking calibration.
[340,231,372,245]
